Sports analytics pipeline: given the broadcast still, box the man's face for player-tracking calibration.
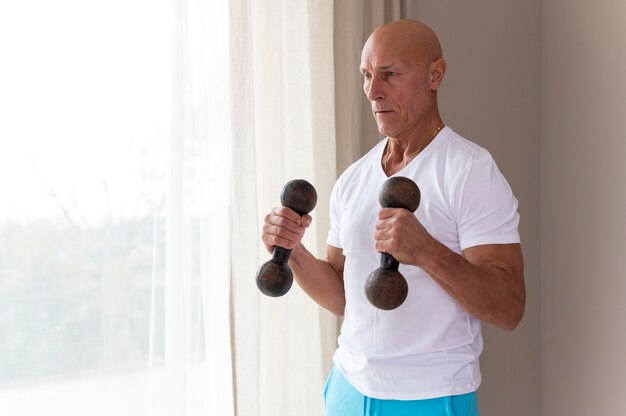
[360,35,434,141]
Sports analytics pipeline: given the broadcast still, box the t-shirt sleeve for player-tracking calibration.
[326,177,343,249]
[452,156,520,250]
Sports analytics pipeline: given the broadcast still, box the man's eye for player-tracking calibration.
[362,72,372,79]
[384,71,396,77]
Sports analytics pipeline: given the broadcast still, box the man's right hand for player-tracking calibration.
[261,207,312,254]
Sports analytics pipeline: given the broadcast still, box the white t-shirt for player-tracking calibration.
[327,127,520,400]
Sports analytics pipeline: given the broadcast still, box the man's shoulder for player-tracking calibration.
[438,128,492,163]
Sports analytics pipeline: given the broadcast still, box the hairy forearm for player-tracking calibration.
[288,243,346,316]
[419,240,525,331]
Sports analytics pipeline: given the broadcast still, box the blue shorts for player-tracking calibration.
[323,366,479,416]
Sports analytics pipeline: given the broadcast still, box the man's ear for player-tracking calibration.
[430,58,446,91]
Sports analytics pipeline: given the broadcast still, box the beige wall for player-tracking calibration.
[407,1,626,415]
[404,3,542,415]
[542,1,626,415]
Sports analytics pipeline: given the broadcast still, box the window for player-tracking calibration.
[0,0,232,414]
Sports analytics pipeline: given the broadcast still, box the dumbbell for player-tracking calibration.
[256,179,318,297]
[364,177,421,310]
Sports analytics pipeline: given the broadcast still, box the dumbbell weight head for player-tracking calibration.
[256,248,294,297]
[280,179,318,216]
[364,262,409,310]
[379,176,420,212]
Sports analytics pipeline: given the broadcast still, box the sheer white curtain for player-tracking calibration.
[229,1,338,415]
[0,0,337,415]
[0,0,231,414]
[164,0,234,414]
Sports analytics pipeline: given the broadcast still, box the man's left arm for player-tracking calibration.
[375,208,525,331]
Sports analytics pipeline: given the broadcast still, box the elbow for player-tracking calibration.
[329,303,345,317]
[501,280,526,331]
[501,312,523,331]
[325,298,345,317]
[324,288,346,317]
[500,296,526,332]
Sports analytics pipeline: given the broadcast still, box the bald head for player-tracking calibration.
[363,19,443,66]
[359,19,446,143]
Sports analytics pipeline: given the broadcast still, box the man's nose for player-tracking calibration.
[365,75,385,102]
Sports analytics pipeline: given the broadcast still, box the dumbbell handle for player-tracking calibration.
[271,246,292,264]
[365,176,420,310]
[379,252,399,270]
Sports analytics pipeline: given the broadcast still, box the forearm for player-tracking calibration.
[288,243,346,316]
[419,240,525,331]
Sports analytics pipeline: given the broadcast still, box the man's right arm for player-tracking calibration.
[289,244,345,316]
[261,206,346,316]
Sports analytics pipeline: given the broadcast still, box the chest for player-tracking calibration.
[337,167,461,256]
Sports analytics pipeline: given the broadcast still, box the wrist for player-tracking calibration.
[288,243,310,269]
[416,237,456,272]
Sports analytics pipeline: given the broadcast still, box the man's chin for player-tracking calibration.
[375,123,390,136]
[378,127,396,138]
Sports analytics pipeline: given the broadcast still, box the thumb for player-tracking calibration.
[301,214,313,228]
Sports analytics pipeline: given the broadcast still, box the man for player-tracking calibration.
[261,19,525,415]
